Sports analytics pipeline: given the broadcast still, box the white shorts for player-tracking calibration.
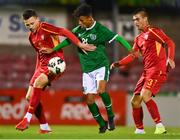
[82,66,109,94]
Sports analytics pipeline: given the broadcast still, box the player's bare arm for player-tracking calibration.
[166,58,175,69]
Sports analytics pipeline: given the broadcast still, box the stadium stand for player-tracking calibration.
[0,53,179,92]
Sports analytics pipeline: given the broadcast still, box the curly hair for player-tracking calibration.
[73,3,92,18]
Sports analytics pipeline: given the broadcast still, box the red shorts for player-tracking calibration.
[134,70,167,96]
[29,65,62,87]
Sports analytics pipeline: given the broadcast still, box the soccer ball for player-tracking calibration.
[48,57,66,74]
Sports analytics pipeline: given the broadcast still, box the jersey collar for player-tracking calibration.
[86,21,96,31]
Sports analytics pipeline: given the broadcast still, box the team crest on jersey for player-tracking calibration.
[144,34,148,40]
[89,34,96,40]
[41,35,45,40]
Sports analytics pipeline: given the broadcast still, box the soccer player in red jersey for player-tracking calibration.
[111,8,175,134]
[15,9,96,133]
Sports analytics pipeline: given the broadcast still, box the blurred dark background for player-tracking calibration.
[0,0,179,92]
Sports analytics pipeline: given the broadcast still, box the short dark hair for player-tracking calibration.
[73,3,92,18]
[22,9,38,20]
[133,8,149,18]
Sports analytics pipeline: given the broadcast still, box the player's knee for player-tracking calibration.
[131,99,141,107]
[34,76,48,88]
[87,98,95,105]
[86,95,95,105]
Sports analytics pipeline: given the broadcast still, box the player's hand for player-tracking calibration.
[78,42,96,52]
[166,58,175,70]
[110,61,120,70]
[40,47,54,54]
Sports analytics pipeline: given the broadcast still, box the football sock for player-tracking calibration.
[156,122,164,127]
[27,87,43,114]
[145,99,161,124]
[24,112,32,122]
[99,92,114,117]
[132,107,144,129]
[88,103,106,127]
[35,102,47,124]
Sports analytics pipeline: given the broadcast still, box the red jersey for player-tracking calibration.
[29,22,80,73]
[133,26,173,72]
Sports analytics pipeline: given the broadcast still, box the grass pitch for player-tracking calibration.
[0,125,179,139]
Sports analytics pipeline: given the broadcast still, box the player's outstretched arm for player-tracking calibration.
[110,48,140,69]
[40,39,71,54]
[54,39,71,51]
[110,54,136,69]
[115,35,132,51]
[60,28,96,52]
[41,23,96,53]
[40,39,96,54]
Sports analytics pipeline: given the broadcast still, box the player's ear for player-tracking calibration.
[87,16,93,22]
[37,17,40,21]
[144,16,148,22]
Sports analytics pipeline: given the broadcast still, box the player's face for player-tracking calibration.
[78,16,94,28]
[23,16,40,32]
[133,13,148,31]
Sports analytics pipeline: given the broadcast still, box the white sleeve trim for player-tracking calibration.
[108,34,118,43]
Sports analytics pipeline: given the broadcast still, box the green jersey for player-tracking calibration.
[72,21,117,73]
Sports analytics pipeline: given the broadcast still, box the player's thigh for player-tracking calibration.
[97,80,107,94]
[83,66,109,94]
[34,73,49,88]
[82,72,96,94]
[96,66,109,93]
[144,72,167,96]
[86,94,96,105]
[133,74,144,95]
[26,86,33,100]
[30,69,41,87]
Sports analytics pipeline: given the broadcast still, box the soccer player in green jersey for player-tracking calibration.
[41,3,132,133]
